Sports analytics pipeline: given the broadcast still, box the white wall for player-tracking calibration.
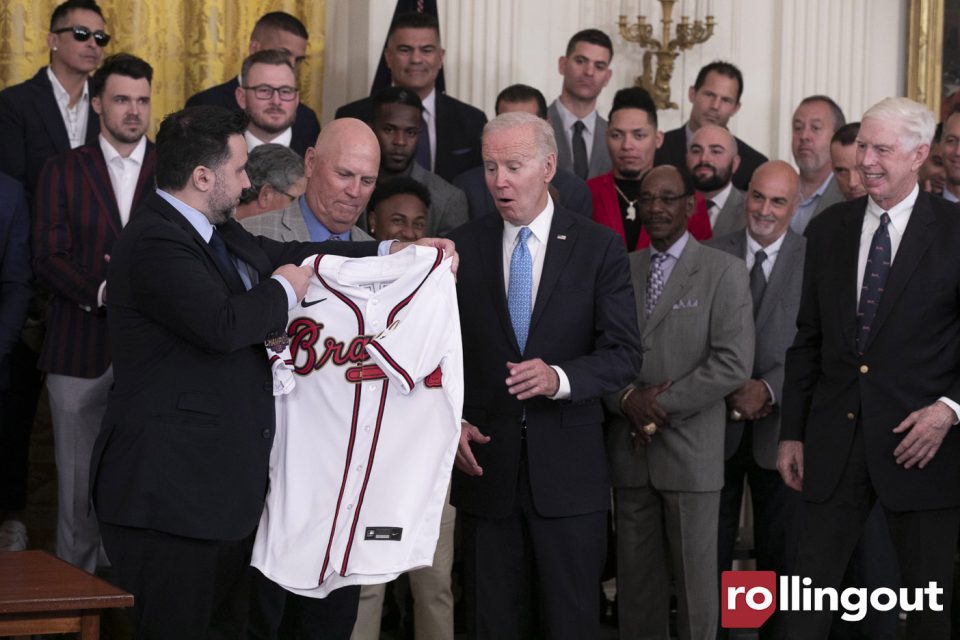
[322,0,907,163]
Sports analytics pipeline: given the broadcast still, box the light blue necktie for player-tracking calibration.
[508,227,533,351]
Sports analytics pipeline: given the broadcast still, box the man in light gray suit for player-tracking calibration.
[687,124,746,237]
[241,118,374,243]
[707,160,804,640]
[548,29,613,180]
[605,165,753,640]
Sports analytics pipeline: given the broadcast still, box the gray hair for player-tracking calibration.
[239,143,304,204]
[483,111,557,160]
[861,97,936,151]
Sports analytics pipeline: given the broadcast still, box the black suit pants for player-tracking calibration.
[460,443,606,640]
[784,423,960,640]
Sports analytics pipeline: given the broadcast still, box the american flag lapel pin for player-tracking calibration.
[556,234,567,240]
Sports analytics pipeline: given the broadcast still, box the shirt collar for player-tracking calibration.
[157,189,214,242]
[944,188,959,203]
[298,195,350,242]
[554,99,597,135]
[708,182,734,210]
[47,66,88,108]
[746,228,786,261]
[800,173,835,205]
[865,183,919,235]
[651,230,690,261]
[244,127,293,151]
[99,134,147,165]
[420,88,437,118]
[503,195,555,246]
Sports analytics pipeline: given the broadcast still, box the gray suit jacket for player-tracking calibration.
[706,229,805,469]
[808,175,845,225]
[240,199,373,243]
[409,162,469,236]
[711,186,746,238]
[605,238,754,491]
[548,100,611,180]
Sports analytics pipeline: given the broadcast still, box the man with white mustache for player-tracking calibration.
[32,53,157,572]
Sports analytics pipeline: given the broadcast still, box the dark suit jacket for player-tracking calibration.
[91,191,378,541]
[32,142,156,378]
[452,165,592,220]
[335,93,487,183]
[185,78,321,156]
[0,67,100,198]
[0,171,31,383]
[655,125,767,192]
[782,192,960,509]
[707,228,805,469]
[449,206,642,519]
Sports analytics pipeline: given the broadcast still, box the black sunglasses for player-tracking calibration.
[53,26,111,47]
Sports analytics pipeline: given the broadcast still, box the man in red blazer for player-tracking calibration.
[32,53,156,573]
[588,87,711,251]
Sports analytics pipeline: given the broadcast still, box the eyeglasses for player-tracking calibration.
[52,26,111,47]
[243,85,298,101]
[637,193,689,207]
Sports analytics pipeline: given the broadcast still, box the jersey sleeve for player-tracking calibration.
[365,256,462,396]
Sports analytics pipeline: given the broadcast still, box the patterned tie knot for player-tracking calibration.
[518,227,532,243]
[880,212,890,226]
[573,120,585,134]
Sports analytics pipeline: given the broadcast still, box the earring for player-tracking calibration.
[53,46,58,51]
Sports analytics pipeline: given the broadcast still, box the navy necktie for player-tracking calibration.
[508,227,533,351]
[572,120,588,179]
[856,212,891,354]
[209,229,245,293]
[415,113,431,171]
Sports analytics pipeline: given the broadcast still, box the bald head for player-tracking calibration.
[744,160,800,247]
[687,124,740,194]
[302,118,381,234]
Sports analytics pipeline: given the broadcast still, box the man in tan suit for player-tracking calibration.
[242,118,375,242]
[605,165,753,640]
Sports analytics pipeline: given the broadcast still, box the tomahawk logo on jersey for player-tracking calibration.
[252,245,463,599]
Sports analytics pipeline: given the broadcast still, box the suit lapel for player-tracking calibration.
[529,211,575,334]
[863,193,937,352]
[644,239,699,338]
[78,146,123,236]
[480,216,520,353]
[548,103,572,168]
[837,206,864,349]
[33,69,72,153]
[755,230,801,329]
[131,143,157,218]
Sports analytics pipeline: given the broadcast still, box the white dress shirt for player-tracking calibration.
[244,127,293,151]
[706,182,734,229]
[501,196,571,399]
[553,99,598,165]
[745,229,785,282]
[47,67,90,149]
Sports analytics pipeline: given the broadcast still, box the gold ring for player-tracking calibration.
[642,422,657,435]
[730,409,743,421]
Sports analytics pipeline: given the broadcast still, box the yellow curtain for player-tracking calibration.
[0,0,326,135]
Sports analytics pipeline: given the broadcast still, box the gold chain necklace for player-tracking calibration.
[614,183,639,221]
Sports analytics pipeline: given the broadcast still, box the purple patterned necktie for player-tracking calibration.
[856,212,891,354]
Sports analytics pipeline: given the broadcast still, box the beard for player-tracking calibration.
[250,108,296,135]
[691,162,732,192]
[207,176,238,225]
[618,168,643,180]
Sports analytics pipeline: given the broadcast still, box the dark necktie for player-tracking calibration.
[856,212,891,354]
[706,199,717,227]
[415,113,431,171]
[209,229,245,293]
[750,249,767,315]
[572,120,588,179]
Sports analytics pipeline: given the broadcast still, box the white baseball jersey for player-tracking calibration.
[252,245,463,599]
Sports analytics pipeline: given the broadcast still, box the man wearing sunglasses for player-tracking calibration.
[186,11,321,156]
[0,0,108,198]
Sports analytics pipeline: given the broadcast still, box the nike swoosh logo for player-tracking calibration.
[302,297,327,308]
